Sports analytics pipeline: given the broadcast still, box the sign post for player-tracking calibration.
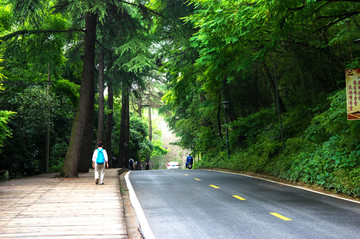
[346,69,360,120]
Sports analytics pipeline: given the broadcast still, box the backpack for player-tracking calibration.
[96,148,105,164]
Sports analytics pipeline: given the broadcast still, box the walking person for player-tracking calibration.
[92,142,109,185]
[129,158,134,170]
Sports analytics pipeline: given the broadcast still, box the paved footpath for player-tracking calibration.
[0,169,128,238]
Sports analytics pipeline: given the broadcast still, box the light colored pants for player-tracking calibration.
[94,163,105,183]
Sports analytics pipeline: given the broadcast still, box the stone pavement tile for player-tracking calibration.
[0,169,128,238]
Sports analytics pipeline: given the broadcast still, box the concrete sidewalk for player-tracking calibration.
[0,169,128,238]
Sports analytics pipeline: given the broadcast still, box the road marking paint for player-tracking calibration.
[184,174,189,176]
[209,185,220,189]
[194,178,202,181]
[208,169,360,205]
[232,195,246,201]
[270,212,293,221]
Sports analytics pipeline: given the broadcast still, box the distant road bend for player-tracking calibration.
[127,169,360,239]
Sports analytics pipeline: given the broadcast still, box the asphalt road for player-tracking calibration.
[128,169,360,239]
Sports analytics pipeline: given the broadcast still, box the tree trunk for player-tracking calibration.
[148,107,152,142]
[117,86,130,168]
[217,92,223,140]
[124,93,130,168]
[60,13,96,177]
[96,50,105,143]
[262,60,287,113]
[105,80,114,167]
[117,91,126,168]
[254,62,260,112]
[44,65,50,174]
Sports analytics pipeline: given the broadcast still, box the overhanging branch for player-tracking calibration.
[0,29,85,42]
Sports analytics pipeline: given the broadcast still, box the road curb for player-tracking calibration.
[118,169,143,238]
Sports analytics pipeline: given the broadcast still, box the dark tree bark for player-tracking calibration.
[217,92,223,140]
[117,91,126,168]
[262,60,287,113]
[253,62,260,112]
[124,92,130,168]
[148,107,152,142]
[105,80,114,167]
[96,50,105,143]
[60,13,96,177]
[44,65,51,173]
[117,86,130,168]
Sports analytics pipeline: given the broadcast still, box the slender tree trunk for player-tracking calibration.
[217,92,223,140]
[137,97,142,117]
[146,106,151,167]
[118,86,130,168]
[124,93,130,168]
[97,50,105,143]
[272,56,285,150]
[61,13,96,177]
[105,80,114,167]
[117,91,126,168]
[254,62,260,112]
[262,60,287,113]
[148,107,152,142]
[44,65,50,174]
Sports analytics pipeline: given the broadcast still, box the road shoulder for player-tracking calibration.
[118,170,143,238]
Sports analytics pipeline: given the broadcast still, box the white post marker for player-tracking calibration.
[125,171,155,239]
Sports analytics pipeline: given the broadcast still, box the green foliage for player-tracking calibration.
[53,79,80,106]
[0,85,75,177]
[0,110,15,150]
[0,5,11,32]
[286,90,360,196]
[198,90,360,197]
[0,56,16,152]
[129,114,152,161]
[151,140,168,157]
[230,109,275,148]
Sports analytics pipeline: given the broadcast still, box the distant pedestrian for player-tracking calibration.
[112,156,116,167]
[92,142,109,185]
[129,158,134,170]
[145,161,150,170]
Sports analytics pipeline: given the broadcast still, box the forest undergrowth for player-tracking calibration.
[196,90,360,198]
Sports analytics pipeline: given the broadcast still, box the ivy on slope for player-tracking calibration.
[198,90,360,197]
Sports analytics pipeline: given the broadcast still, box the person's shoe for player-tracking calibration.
[100,182,104,185]
[95,179,99,184]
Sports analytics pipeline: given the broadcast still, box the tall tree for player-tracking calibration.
[104,78,114,167]
[96,50,105,143]
[118,83,130,168]
[61,13,96,177]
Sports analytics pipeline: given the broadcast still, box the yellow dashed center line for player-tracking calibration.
[189,176,292,221]
[209,185,220,189]
[232,195,246,201]
[270,212,293,221]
